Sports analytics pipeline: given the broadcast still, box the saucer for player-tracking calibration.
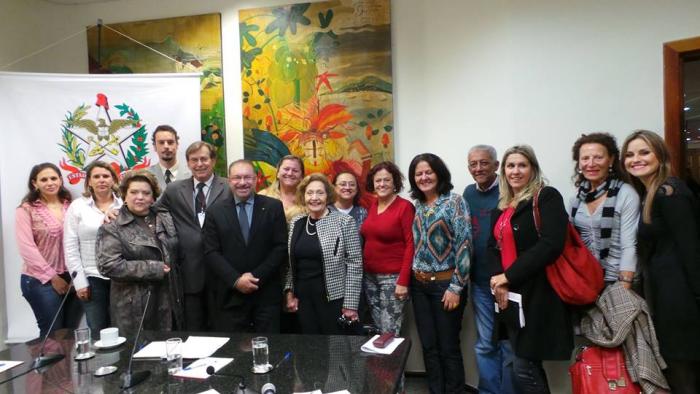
[94,337,126,349]
[74,351,95,361]
[251,363,273,374]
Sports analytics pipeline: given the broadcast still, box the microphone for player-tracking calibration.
[32,272,78,370]
[261,383,276,394]
[120,289,152,390]
[206,366,258,394]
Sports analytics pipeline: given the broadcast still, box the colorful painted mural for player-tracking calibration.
[239,0,394,194]
[87,13,227,175]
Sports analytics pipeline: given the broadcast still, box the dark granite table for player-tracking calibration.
[0,329,410,393]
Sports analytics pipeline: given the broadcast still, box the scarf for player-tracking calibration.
[571,178,623,260]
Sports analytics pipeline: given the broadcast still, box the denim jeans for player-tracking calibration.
[364,273,406,335]
[472,283,516,394]
[411,277,467,394]
[82,276,110,337]
[21,274,83,338]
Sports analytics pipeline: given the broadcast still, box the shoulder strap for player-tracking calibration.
[532,188,542,236]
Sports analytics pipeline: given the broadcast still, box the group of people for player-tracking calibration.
[15,124,700,393]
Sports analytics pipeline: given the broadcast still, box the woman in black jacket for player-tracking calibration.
[487,145,573,394]
[621,130,700,393]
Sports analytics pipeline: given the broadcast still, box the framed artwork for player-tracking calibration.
[239,0,393,195]
[87,13,227,175]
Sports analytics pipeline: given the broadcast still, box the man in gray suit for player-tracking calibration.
[157,141,230,330]
[147,125,191,191]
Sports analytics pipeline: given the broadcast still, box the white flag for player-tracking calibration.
[0,72,201,341]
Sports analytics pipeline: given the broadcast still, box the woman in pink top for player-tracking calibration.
[360,161,415,335]
[16,163,82,338]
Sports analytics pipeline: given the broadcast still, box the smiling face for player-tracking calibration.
[335,173,358,205]
[187,146,215,183]
[578,143,613,188]
[229,162,257,201]
[373,169,395,200]
[278,159,303,189]
[624,138,660,185]
[468,150,498,189]
[504,153,532,194]
[414,161,438,198]
[32,168,62,200]
[304,180,328,218]
[88,166,115,196]
[125,180,155,216]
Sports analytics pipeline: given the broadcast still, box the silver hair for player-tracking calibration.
[468,145,498,161]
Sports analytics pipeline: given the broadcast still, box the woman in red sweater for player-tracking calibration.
[360,161,415,334]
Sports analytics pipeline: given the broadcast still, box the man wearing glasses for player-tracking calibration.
[157,141,229,331]
[202,160,288,333]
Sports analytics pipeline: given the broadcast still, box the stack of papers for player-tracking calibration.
[360,335,404,355]
[173,357,233,379]
[0,361,23,373]
[134,336,230,359]
[493,291,526,328]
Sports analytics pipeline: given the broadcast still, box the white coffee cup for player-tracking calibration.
[100,327,119,346]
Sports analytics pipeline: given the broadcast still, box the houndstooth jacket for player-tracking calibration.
[285,210,363,310]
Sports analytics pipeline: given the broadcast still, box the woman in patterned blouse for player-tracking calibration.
[408,153,472,394]
[16,163,81,338]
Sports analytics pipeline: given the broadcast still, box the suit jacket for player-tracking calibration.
[202,194,288,311]
[285,211,363,310]
[485,186,573,360]
[157,176,230,294]
[148,163,191,192]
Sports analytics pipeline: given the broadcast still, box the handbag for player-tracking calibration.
[533,189,604,305]
[569,346,642,393]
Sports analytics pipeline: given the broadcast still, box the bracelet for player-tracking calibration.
[618,277,633,283]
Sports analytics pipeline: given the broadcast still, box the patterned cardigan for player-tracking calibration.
[285,210,363,310]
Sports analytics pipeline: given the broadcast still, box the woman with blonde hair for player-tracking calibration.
[64,161,122,335]
[487,145,573,393]
[259,155,306,222]
[621,130,700,393]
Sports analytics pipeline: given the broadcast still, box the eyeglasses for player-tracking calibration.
[468,161,493,169]
[230,175,256,182]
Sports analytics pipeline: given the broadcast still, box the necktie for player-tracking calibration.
[238,201,250,244]
[195,183,206,214]
[165,169,172,184]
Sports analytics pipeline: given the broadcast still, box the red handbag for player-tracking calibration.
[533,189,604,305]
[570,346,642,393]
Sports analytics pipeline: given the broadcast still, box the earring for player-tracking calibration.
[577,169,583,174]
[608,166,613,173]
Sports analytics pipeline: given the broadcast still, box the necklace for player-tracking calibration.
[305,216,317,236]
[496,208,515,248]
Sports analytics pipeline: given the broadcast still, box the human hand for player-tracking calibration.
[342,308,359,321]
[235,272,260,294]
[163,264,171,274]
[494,285,509,310]
[50,275,69,295]
[285,292,299,312]
[442,290,460,311]
[103,209,119,224]
[490,273,509,290]
[394,284,408,300]
[76,287,91,301]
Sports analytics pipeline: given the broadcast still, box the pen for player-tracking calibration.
[273,352,292,370]
[184,362,206,371]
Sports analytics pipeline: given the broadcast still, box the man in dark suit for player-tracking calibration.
[157,141,229,331]
[203,159,288,333]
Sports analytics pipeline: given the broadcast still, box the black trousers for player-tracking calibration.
[184,292,209,331]
[296,276,344,335]
[213,299,281,334]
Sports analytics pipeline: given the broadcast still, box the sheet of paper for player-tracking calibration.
[360,335,405,355]
[134,336,230,359]
[0,360,23,373]
[196,390,220,394]
[293,391,322,394]
[182,336,229,359]
[173,357,233,380]
[493,290,526,328]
